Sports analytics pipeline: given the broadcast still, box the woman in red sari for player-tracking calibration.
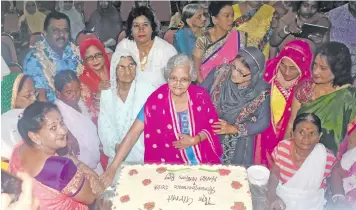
[254,40,313,166]
[79,38,111,124]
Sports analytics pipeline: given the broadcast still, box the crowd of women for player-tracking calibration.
[1,1,356,210]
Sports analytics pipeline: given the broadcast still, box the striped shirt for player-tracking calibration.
[272,140,336,188]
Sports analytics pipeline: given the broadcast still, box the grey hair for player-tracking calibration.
[181,3,203,26]
[163,54,198,82]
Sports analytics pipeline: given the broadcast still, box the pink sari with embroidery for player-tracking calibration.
[144,84,222,164]
[9,143,88,210]
[200,30,240,80]
[254,40,312,166]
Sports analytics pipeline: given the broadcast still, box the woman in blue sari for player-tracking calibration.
[173,3,206,57]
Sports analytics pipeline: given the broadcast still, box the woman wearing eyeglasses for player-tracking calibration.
[78,38,111,124]
[203,47,271,165]
[100,54,222,187]
[98,50,156,184]
[1,73,38,161]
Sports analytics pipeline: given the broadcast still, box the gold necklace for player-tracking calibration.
[138,41,153,71]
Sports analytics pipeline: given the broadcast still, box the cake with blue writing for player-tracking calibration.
[113,164,252,210]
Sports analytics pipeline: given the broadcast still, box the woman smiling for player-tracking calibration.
[100,54,222,188]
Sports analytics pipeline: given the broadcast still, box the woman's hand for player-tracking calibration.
[98,80,111,92]
[286,20,302,34]
[67,132,80,157]
[172,134,199,149]
[212,119,238,135]
[100,168,116,189]
[1,172,40,210]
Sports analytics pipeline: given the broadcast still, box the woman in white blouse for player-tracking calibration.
[98,50,155,184]
[115,6,177,88]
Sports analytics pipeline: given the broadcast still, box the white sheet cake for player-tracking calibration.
[113,164,252,210]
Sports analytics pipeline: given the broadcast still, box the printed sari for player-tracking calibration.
[9,143,88,210]
[254,40,312,166]
[296,81,356,154]
[195,30,242,80]
[143,84,222,164]
[233,3,275,59]
[336,121,356,206]
[79,38,111,124]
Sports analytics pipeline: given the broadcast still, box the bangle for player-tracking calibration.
[283,26,290,35]
[332,194,345,203]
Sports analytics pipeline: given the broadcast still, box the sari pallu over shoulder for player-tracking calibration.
[199,30,241,80]
[143,84,222,164]
[297,87,356,154]
[9,143,88,210]
[254,40,313,166]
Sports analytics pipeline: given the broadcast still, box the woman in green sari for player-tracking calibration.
[286,42,356,154]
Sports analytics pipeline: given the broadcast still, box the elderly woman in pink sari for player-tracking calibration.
[193,1,246,83]
[254,40,313,167]
[100,54,223,187]
[330,120,356,209]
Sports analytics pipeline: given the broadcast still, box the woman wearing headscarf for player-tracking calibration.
[98,50,156,183]
[208,47,271,165]
[78,38,111,124]
[18,1,46,34]
[254,40,313,166]
[58,1,85,40]
[87,0,123,49]
[1,73,37,161]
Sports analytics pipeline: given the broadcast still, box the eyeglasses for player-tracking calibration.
[117,63,136,71]
[20,90,38,100]
[231,65,251,77]
[168,77,190,85]
[85,53,104,62]
[51,28,70,36]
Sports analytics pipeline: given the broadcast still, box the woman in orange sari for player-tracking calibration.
[254,40,313,166]
[79,38,111,124]
[9,101,104,209]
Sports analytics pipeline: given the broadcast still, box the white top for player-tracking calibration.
[1,109,24,159]
[54,99,103,175]
[115,37,177,88]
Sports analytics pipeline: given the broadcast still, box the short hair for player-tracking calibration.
[316,42,353,86]
[163,54,197,82]
[126,6,158,40]
[293,113,322,133]
[17,102,59,146]
[291,1,321,12]
[44,11,71,32]
[54,70,79,92]
[181,3,203,26]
